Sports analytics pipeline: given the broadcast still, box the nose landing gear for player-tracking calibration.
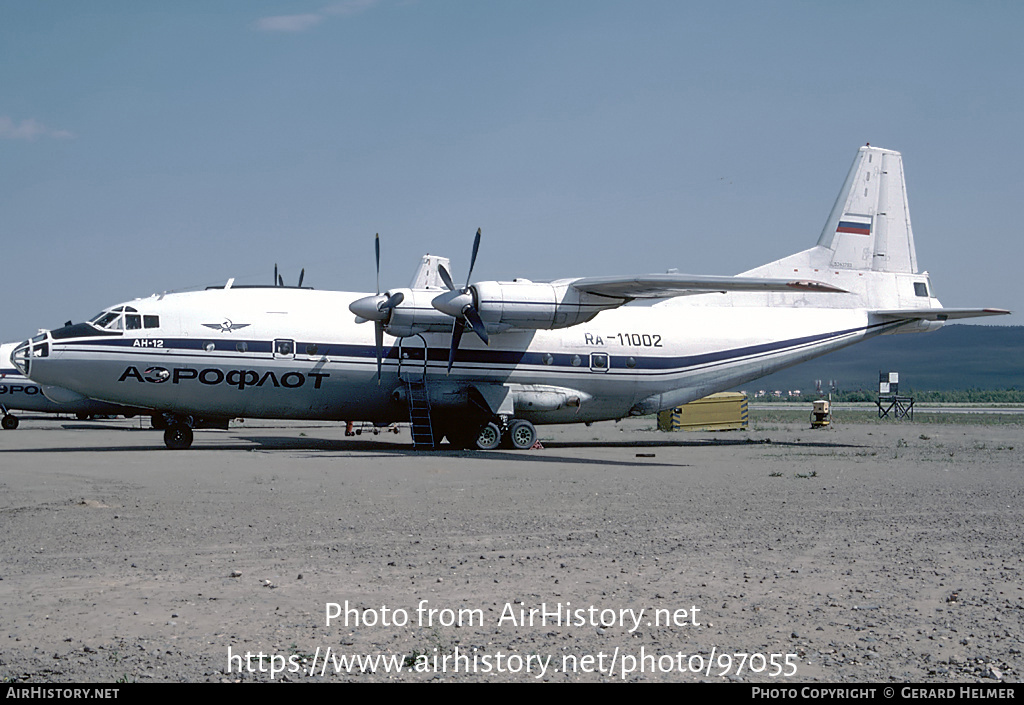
[159,413,195,449]
[163,423,194,450]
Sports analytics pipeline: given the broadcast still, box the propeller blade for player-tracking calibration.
[298,268,305,288]
[463,305,488,345]
[465,228,481,289]
[381,291,405,310]
[375,321,384,383]
[274,263,278,286]
[277,274,284,287]
[438,264,455,292]
[447,318,466,373]
[374,233,381,295]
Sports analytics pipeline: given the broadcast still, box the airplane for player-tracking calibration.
[0,341,144,428]
[12,145,1009,450]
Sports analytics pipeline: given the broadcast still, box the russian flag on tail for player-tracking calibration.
[836,214,872,235]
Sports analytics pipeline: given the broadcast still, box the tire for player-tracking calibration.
[1,415,19,430]
[473,422,502,451]
[163,424,194,450]
[507,419,537,450]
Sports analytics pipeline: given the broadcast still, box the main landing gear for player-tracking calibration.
[1,413,19,430]
[442,417,537,451]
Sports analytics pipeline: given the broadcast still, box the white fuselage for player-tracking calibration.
[18,287,909,425]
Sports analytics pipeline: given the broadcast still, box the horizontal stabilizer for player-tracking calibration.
[571,274,846,300]
[872,308,1011,321]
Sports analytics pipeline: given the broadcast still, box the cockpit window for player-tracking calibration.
[89,307,158,331]
[91,311,122,329]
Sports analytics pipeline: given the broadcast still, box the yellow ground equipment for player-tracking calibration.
[810,399,832,428]
[658,392,748,431]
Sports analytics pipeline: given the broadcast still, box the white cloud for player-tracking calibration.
[0,116,73,141]
[254,0,379,32]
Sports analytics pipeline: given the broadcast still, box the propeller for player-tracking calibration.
[347,234,404,382]
[275,263,306,287]
[431,228,488,372]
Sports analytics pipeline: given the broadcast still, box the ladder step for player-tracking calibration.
[406,379,435,449]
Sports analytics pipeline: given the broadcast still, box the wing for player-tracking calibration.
[872,308,1011,321]
[569,273,847,299]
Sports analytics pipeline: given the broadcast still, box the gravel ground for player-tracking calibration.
[0,415,1021,682]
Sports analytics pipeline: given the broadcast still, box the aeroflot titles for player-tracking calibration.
[0,384,41,395]
[118,366,330,390]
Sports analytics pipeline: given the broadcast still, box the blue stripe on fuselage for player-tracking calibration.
[49,321,890,376]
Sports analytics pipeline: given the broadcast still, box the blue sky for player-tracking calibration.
[3,0,1022,337]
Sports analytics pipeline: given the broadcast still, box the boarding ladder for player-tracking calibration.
[405,379,436,448]
[399,336,436,449]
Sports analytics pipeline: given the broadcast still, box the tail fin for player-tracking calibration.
[739,145,1009,323]
[817,145,918,274]
[743,145,920,279]
[407,254,453,290]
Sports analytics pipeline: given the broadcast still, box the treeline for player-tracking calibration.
[753,389,1024,404]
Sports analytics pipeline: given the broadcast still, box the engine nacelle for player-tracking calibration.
[470,279,623,331]
[380,288,457,337]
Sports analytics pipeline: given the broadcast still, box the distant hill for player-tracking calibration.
[736,325,1024,394]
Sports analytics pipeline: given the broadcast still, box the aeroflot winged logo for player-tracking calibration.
[201,319,251,333]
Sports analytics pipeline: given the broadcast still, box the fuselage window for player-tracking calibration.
[275,339,294,357]
[236,342,248,353]
[144,315,160,329]
[914,282,929,297]
[125,314,142,330]
[306,344,319,356]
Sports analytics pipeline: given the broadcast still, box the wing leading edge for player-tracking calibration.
[569,274,847,300]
